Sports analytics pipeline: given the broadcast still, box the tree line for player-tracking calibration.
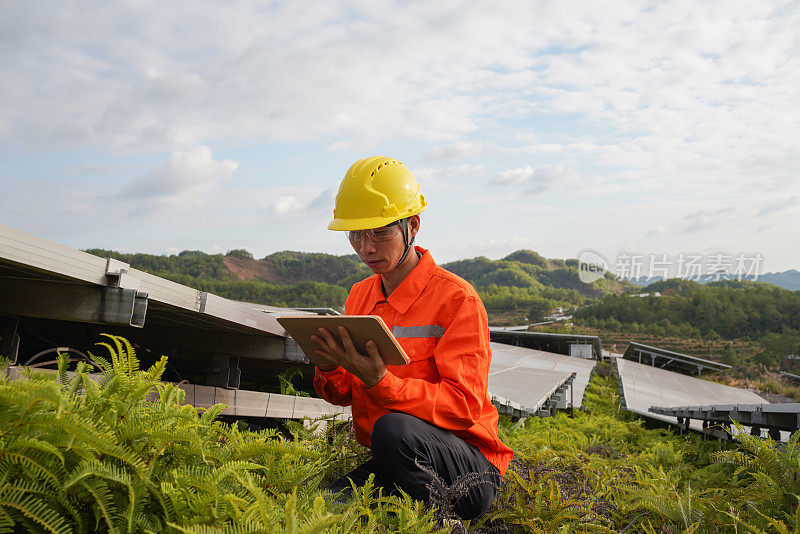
[573,279,800,368]
[85,248,634,315]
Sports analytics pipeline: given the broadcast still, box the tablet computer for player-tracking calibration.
[277,315,410,367]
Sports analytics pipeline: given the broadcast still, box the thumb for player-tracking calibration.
[365,340,381,360]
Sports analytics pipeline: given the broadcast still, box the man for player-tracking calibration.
[309,156,513,520]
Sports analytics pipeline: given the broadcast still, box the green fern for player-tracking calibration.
[3,336,799,532]
[278,367,311,397]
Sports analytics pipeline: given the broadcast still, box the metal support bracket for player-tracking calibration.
[106,258,141,291]
[0,278,148,328]
[207,354,241,389]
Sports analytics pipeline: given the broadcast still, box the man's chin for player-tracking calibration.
[363,259,390,273]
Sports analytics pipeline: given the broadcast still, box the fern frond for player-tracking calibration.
[6,437,65,466]
[200,404,227,424]
[0,489,71,534]
[79,478,121,534]
[211,461,264,485]
[0,450,62,490]
[231,440,321,461]
[56,352,69,388]
[166,523,225,534]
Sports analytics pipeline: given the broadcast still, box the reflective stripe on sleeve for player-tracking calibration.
[391,325,446,338]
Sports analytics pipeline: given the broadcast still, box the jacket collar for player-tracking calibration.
[366,246,436,314]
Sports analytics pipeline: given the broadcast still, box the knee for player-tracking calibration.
[371,412,421,455]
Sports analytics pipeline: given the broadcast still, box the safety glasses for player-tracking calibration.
[347,222,401,243]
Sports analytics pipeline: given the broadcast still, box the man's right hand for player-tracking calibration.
[310,326,387,388]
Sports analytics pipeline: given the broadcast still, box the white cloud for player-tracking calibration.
[469,237,536,258]
[2,1,800,271]
[116,146,237,210]
[647,224,668,237]
[682,207,735,233]
[307,188,336,211]
[756,224,774,234]
[270,196,305,215]
[73,162,110,175]
[489,164,577,194]
[414,164,487,182]
[756,196,799,217]
[268,187,335,215]
[324,140,352,152]
[2,0,795,181]
[421,142,485,162]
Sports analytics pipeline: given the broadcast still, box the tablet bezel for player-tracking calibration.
[277,315,410,367]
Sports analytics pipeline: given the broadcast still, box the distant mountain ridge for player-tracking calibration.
[759,270,800,291]
[626,269,800,291]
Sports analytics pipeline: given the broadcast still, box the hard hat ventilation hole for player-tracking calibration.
[370,160,400,177]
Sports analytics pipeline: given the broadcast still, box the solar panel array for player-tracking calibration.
[488,367,573,417]
[623,341,730,376]
[489,342,597,410]
[22,223,767,429]
[615,358,767,432]
[489,329,602,359]
[650,403,798,440]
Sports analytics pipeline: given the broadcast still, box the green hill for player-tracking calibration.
[83,248,636,321]
[573,278,800,369]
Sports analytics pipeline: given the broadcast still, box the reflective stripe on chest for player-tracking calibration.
[391,324,445,338]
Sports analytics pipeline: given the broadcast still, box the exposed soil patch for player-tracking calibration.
[759,391,797,403]
[223,256,280,282]
[715,376,800,403]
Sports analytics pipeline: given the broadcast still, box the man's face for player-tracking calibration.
[349,222,405,274]
[349,216,419,274]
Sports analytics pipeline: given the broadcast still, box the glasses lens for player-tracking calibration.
[370,227,394,241]
[347,222,400,243]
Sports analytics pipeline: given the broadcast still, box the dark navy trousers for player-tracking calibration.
[329,413,501,520]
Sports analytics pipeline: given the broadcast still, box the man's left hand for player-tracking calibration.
[311,326,387,388]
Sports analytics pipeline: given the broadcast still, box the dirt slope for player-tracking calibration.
[223,256,280,282]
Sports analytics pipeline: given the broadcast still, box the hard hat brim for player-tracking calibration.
[328,205,427,231]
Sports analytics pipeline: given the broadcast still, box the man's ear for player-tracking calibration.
[408,215,421,239]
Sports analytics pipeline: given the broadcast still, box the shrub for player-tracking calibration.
[0,335,440,533]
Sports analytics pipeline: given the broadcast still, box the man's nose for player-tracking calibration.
[359,237,378,254]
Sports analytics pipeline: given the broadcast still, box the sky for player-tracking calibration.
[1,0,799,276]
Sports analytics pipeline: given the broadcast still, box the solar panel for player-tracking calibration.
[0,224,309,369]
[488,366,573,416]
[649,403,799,439]
[622,341,730,376]
[490,342,596,409]
[489,329,603,359]
[6,366,350,421]
[615,358,767,433]
[0,224,286,338]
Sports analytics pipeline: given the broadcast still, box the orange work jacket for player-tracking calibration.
[314,246,514,476]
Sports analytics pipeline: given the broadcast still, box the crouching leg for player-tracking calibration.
[371,412,501,520]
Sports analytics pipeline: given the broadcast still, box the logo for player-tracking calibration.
[577,249,609,284]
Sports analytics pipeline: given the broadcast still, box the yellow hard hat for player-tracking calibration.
[328,156,427,231]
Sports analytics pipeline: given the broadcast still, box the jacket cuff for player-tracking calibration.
[367,371,400,402]
[314,366,343,382]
